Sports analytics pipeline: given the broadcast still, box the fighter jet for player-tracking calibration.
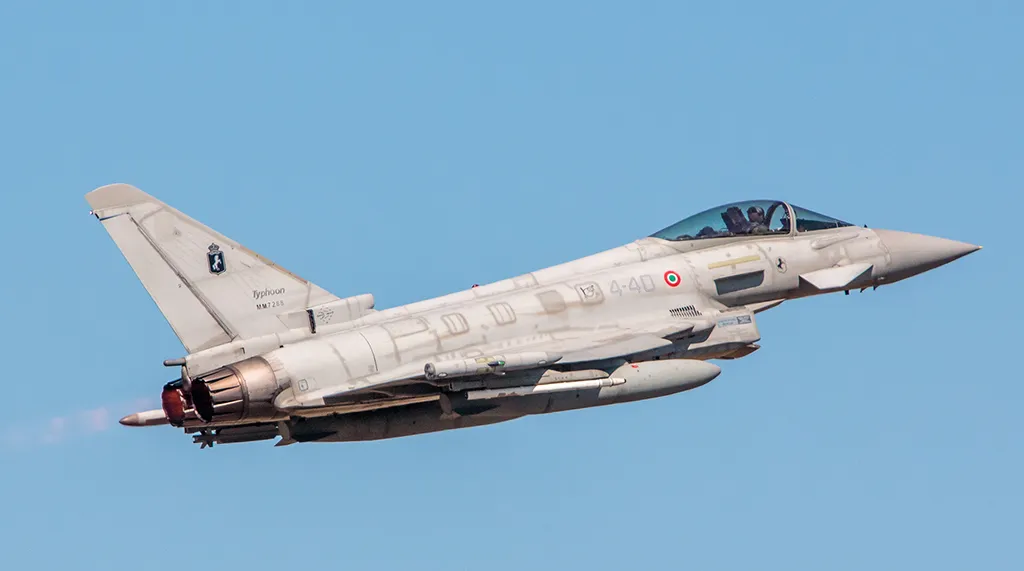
[88,184,979,448]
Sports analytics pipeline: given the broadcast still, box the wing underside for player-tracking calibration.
[139,303,760,447]
[281,307,756,410]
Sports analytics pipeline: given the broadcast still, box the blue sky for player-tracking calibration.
[1,2,1021,569]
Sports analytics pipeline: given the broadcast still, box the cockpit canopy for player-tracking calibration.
[650,200,853,242]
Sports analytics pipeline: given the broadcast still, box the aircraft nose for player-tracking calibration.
[875,229,981,282]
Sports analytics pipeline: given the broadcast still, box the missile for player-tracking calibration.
[119,408,169,427]
[424,352,562,381]
[462,359,721,404]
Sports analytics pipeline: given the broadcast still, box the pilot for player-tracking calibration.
[746,206,769,234]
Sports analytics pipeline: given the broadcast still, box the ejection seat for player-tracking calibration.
[721,206,752,235]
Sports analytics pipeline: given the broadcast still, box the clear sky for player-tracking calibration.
[1,2,1020,569]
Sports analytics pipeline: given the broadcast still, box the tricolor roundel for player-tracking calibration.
[664,270,681,287]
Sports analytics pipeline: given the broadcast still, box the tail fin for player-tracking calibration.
[86,183,340,353]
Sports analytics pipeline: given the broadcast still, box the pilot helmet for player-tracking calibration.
[747,205,765,220]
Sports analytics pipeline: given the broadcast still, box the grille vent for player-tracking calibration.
[669,305,702,318]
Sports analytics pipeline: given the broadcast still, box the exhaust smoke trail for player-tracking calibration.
[2,397,157,449]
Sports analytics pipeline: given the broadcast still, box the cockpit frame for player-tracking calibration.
[647,200,854,252]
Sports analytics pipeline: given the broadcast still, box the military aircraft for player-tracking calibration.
[87,184,979,448]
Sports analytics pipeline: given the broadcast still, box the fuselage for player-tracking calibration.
[202,225,882,381]
[178,224,890,443]
[95,188,977,446]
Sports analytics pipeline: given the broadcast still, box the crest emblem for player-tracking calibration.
[207,243,226,275]
[775,256,788,274]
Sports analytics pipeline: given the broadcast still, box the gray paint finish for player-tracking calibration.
[87,184,981,448]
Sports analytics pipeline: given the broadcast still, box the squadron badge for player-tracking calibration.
[775,256,787,274]
[208,243,226,274]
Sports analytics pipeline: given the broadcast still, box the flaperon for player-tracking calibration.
[88,184,980,448]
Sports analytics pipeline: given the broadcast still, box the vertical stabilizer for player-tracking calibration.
[86,183,339,353]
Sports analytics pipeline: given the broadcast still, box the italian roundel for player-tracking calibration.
[664,270,681,287]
